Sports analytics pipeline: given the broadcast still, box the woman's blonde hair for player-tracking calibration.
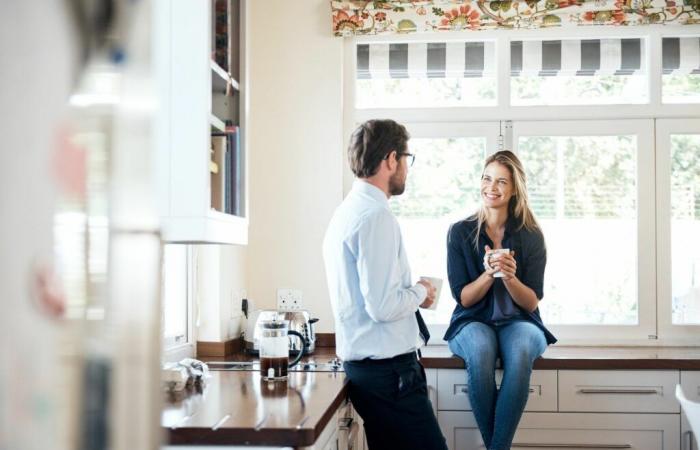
[474,150,540,248]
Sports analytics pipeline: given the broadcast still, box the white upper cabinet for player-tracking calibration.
[153,0,247,245]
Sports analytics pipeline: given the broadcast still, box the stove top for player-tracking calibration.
[207,358,344,373]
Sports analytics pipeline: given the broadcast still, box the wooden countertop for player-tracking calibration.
[163,369,347,447]
[420,345,700,370]
[162,344,700,446]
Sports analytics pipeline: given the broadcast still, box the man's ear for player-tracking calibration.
[385,150,397,171]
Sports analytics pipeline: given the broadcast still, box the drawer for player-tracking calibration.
[438,411,680,450]
[559,370,680,413]
[437,369,557,412]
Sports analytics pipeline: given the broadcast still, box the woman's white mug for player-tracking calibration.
[488,248,510,278]
[419,276,443,310]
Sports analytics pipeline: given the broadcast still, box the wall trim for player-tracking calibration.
[196,337,244,357]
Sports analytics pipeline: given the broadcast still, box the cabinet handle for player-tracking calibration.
[687,430,694,450]
[512,444,631,449]
[578,388,658,394]
[460,386,535,394]
[338,417,358,450]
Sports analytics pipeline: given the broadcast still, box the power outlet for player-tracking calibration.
[277,288,303,311]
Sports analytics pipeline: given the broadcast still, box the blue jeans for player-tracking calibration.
[448,320,547,450]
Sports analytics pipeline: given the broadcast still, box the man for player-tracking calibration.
[322,119,448,450]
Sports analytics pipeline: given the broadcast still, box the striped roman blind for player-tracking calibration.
[662,37,700,75]
[511,38,646,77]
[356,42,496,79]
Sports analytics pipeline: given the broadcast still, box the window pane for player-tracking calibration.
[357,78,496,108]
[519,135,638,325]
[662,74,700,104]
[671,134,700,324]
[512,74,647,106]
[390,137,487,324]
[163,245,188,343]
[662,37,700,104]
[355,42,496,108]
[511,39,647,106]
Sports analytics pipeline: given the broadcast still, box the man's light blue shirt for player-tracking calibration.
[322,180,427,361]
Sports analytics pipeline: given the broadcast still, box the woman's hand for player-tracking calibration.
[490,249,517,281]
[482,245,499,277]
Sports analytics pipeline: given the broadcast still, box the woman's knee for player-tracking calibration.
[500,322,547,368]
[453,323,498,358]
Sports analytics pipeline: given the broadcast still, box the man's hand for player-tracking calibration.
[417,279,436,308]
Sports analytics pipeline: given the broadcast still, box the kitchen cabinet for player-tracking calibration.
[154,0,248,244]
[301,400,364,450]
[436,368,684,450]
[437,369,557,412]
[439,411,679,450]
[558,370,680,413]
[681,371,700,450]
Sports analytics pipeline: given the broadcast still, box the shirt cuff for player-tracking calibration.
[413,283,427,308]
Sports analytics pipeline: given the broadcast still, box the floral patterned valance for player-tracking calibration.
[331,0,700,36]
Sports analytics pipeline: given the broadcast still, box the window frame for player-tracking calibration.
[343,26,700,346]
[162,245,196,362]
[513,119,656,344]
[656,118,700,343]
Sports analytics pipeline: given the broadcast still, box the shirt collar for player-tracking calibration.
[352,179,390,208]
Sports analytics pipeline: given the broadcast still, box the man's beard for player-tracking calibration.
[388,171,406,196]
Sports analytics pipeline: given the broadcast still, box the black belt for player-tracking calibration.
[348,351,419,366]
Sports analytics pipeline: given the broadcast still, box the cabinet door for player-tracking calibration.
[681,371,700,450]
[437,369,557,412]
[426,368,438,418]
[437,411,484,450]
[438,411,679,450]
[559,370,680,413]
[515,413,679,450]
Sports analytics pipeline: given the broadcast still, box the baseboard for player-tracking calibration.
[316,333,335,348]
[196,336,244,357]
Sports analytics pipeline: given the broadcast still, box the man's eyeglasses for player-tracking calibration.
[385,151,415,167]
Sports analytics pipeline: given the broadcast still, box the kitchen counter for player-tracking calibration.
[420,345,700,370]
[162,344,700,447]
[163,369,347,447]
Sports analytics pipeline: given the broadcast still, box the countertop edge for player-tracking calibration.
[421,355,700,370]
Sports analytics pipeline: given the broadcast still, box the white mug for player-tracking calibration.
[419,276,443,310]
[488,248,510,278]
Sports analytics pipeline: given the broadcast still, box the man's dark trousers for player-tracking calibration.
[343,352,448,450]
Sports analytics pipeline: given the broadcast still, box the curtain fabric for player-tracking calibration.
[332,0,700,36]
[357,37,700,79]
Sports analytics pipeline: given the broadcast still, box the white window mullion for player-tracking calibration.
[497,35,511,113]
[649,30,663,109]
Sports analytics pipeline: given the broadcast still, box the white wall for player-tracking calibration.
[246,0,344,332]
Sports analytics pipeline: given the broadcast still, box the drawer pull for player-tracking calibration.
[578,388,658,395]
[460,386,536,394]
[512,444,632,449]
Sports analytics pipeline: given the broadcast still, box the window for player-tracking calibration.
[163,244,192,353]
[356,41,496,108]
[514,120,656,342]
[346,30,700,344]
[656,119,700,340]
[389,124,499,324]
[662,37,700,104]
[670,132,700,324]
[510,38,647,106]
[520,134,637,324]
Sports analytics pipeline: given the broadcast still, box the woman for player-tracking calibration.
[444,150,557,450]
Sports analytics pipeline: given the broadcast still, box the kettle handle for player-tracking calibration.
[287,330,306,368]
